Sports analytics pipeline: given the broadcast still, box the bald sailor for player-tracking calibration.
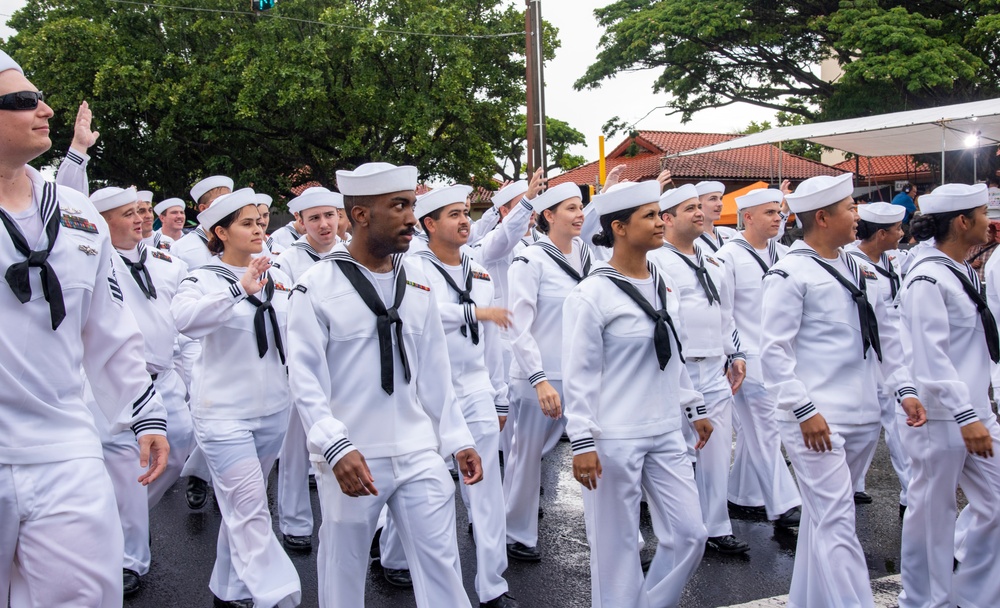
[171,175,234,269]
[695,181,738,253]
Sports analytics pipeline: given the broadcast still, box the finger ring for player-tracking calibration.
[580,474,590,478]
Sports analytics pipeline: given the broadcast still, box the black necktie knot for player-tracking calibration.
[384,307,402,325]
[27,250,49,266]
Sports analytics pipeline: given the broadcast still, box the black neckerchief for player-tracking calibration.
[120,243,157,299]
[698,228,722,253]
[847,249,900,301]
[591,263,684,369]
[329,252,411,395]
[732,235,778,274]
[416,250,480,344]
[1,181,65,329]
[533,239,591,283]
[662,241,721,305]
[788,248,882,361]
[203,264,285,364]
[291,239,329,263]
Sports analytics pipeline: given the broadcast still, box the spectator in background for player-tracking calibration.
[966,220,1000,281]
[892,183,917,224]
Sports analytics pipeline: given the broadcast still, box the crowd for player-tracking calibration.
[2,48,1000,608]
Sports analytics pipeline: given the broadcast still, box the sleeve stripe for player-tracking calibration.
[131,419,167,436]
[463,303,476,326]
[793,402,817,420]
[955,410,978,424]
[324,438,354,465]
[229,283,242,299]
[528,371,547,385]
[571,437,596,454]
[495,404,509,415]
[66,149,86,165]
[132,383,156,414]
[519,198,532,211]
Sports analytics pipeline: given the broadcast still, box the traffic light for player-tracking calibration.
[251,0,275,10]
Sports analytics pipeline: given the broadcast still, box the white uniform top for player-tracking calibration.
[273,236,334,283]
[412,250,509,422]
[715,234,788,356]
[648,242,743,360]
[507,236,592,385]
[563,262,708,456]
[55,147,89,196]
[472,196,534,310]
[468,206,500,248]
[984,248,1000,326]
[760,241,916,426]
[170,226,214,269]
[114,243,188,374]
[845,243,903,309]
[696,225,739,254]
[901,249,993,425]
[171,261,293,420]
[0,168,166,464]
[287,244,476,468]
[269,221,302,253]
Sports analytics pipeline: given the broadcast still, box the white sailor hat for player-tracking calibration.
[154,197,185,215]
[918,183,989,215]
[785,173,854,213]
[336,162,418,197]
[491,180,529,208]
[255,193,273,208]
[858,201,905,224]
[415,185,474,219]
[659,183,700,211]
[197,188,258,230]
[190,175,234,205]
[0,50,23,75]
[91,186,139,213]
[736,188,783,211]
[592,180,662,217]
[695,181,725,196]
[532,183,581,213]
[288,186,343,214]
[136,190,153,203]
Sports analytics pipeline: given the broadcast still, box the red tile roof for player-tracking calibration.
[832,155,932,181]
[550,130,844,187]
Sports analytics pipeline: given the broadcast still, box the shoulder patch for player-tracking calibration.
[908,275,937,286]
[472,271,491,281]
[270,261,281,269]
[764,269,789,279]
[150,249,172,263]
[512,256,529,264]
[181,276,199,284]
[406,280,431,292]
[60,213,99,234]
[705,256,720,267]
[293,284,308,294]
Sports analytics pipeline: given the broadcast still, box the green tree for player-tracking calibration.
[4,0,574,204]
[741,112,827,162]
[495,114,588,180]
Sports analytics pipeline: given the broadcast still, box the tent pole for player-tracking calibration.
[941,123,947,183]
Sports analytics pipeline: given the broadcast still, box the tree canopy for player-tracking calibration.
[4,0,577,204]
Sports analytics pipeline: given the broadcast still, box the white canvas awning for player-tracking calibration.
[671,98,1000,159]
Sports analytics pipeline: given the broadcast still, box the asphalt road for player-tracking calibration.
[130,434,925,607]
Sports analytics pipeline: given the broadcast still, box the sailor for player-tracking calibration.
[154,197,187,245]
[648,183,750,554]
[269,207,306,252]
[136,190,169,251]
[695,181,738,253]
[273,186,343,555]
[89,185,194,596]
[715,188,802,529]
[171,175,234,270]
[256,193,278,256]
[410,185,519,608]
[897,183,1000,608]
[171,188,301,608]
[468,191,501,247]
[564,180,710,608]
[504,182,591,562]
[760,173,924,608]
[0,50,169,607]
[54,100,98,196]
[287,162,482,608]
[845,202,911,514]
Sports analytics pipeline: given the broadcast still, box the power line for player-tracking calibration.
[104,0,522,39]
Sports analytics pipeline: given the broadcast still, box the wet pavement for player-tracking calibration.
[131,435,917,607]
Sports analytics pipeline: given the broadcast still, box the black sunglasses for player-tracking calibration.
[0,91,45,111]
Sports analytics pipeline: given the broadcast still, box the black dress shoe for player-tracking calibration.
[854,491,873,504]
[370,528,382,561]
[212,597,254,608]
[775,506,801,529]
[727,500,767,520]
[186,476,209,510]
[506,541,541,562]
[640,554,653,573]
[899,503,907,518]
[706,535,750,555]
[122,569,140,596]
[481,592,520,607]
[383,567,413,588]
[282,534,312,553]
[537,505,544,518]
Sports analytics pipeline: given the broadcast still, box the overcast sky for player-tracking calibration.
[0,0,778,163]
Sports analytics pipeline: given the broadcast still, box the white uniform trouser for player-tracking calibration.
[854,391,911,506]
[503,378,566,547]
[898,415,1000,608]
[727,360,801,519]
[277,405,314,536]
[498,339,514,462]
[461,417,509,602]
[779,420,880,608]
[99,431,150,575]
[1,458,124,608]
[316,449,471,608]
[684,356,736,537]
[194,410,301,608]
[147,368,195,508]
[729,406,766,508]
[587,430,707,608]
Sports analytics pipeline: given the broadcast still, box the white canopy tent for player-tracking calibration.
[669,98,1000,182]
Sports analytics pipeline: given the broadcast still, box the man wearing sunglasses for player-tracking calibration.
[0,50,170,607]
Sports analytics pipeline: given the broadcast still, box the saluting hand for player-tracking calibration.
[240,257,271,296]
[800,413,832,452]
[573,451,602,491]
[476,307,511,329]
[456,448,484,485]
[71,101,100,153]
[656,169,673,193]
[525,167,547,201]
[604,165,626,189]
[137,433,170,485]
[535,380,562,419]
[333,450,378,497]
[961,420,994,458]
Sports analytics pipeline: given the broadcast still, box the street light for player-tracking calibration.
[965,130,982,182]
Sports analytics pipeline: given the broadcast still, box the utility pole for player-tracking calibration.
[524,0,547,178]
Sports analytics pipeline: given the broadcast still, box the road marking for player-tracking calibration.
[726,574,901,607]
